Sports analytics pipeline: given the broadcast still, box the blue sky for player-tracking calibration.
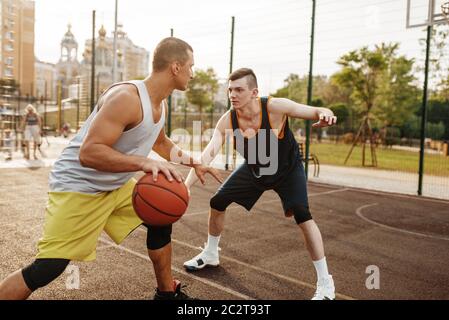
[35,0,448,94]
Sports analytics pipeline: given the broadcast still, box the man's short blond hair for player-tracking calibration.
[152,37,193,72]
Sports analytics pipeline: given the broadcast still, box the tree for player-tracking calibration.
[332,43,419,166]
[401,114,420,140]
[186,68,219,122]
[186,68,219,150]
[332,45,387,166]
[271,74,336,105]
[427,99,449,140]
[320,80,352,107]
[333,45,391,114]
[437,75,449,101]
[330,103,350,126]
[329,103,351,142]
[427,122,445,140]
[417,25,449,141]
[272,74,350,135]
[272,73,304,102]
[418,25,449,98]
[376,43,420,128]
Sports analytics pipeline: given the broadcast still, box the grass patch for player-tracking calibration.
[310,142,449,177]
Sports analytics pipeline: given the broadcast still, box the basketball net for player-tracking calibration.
[442,2,449,22]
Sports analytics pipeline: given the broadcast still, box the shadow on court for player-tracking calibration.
[0,166,448,300]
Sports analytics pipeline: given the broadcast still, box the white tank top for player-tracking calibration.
[49,80,166,194]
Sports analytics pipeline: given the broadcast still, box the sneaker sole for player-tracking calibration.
[183,263,220,272]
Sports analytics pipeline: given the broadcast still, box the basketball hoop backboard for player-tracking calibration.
[406,0,449,28]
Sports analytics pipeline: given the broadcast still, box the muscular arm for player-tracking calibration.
[79,87,149,173]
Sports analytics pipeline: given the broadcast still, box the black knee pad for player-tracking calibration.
[146,224,173,250]
[210,193,230,212]
[291,204,313,225]
[21,259,70,292]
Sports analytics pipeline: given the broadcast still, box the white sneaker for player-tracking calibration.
[183,246,220,271]
[312,275,336,300]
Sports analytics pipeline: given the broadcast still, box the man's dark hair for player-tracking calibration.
[229,68,258,89]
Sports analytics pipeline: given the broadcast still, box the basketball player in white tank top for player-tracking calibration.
[0,38,222,300]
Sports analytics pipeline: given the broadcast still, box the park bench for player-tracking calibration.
[299,142,320,178]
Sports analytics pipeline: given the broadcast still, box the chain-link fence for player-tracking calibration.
[3,0,448,199]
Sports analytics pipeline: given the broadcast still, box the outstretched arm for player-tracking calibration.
[185,112,231,189]
[269,98,337,128]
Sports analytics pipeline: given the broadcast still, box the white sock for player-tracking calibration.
[204,234,221,255]
[313,257,330,281]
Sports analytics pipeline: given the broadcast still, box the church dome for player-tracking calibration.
[99,25,107,38]
[61,24,78,47]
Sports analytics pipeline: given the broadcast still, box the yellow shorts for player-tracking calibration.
[37,179,143,262]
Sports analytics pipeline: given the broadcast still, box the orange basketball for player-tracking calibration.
[132,173,189,226]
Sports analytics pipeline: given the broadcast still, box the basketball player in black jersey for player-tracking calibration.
[184,68,338,300]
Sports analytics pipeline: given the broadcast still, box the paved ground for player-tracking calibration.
[312,164,449,201]
[0,136,69,170]
[0,164,448,300]
[1,136,448,300]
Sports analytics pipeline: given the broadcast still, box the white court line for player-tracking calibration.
[248,188,350,207]
[184,188,349,218]
[356,203,449,242]
[309,188,350,197]
[135,227,355,301]
[320,184,449,205]
[185,205,240,217]
[98,237,255,300]
[96,244,115,251]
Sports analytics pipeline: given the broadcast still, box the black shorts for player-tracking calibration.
[210,163,312,224]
